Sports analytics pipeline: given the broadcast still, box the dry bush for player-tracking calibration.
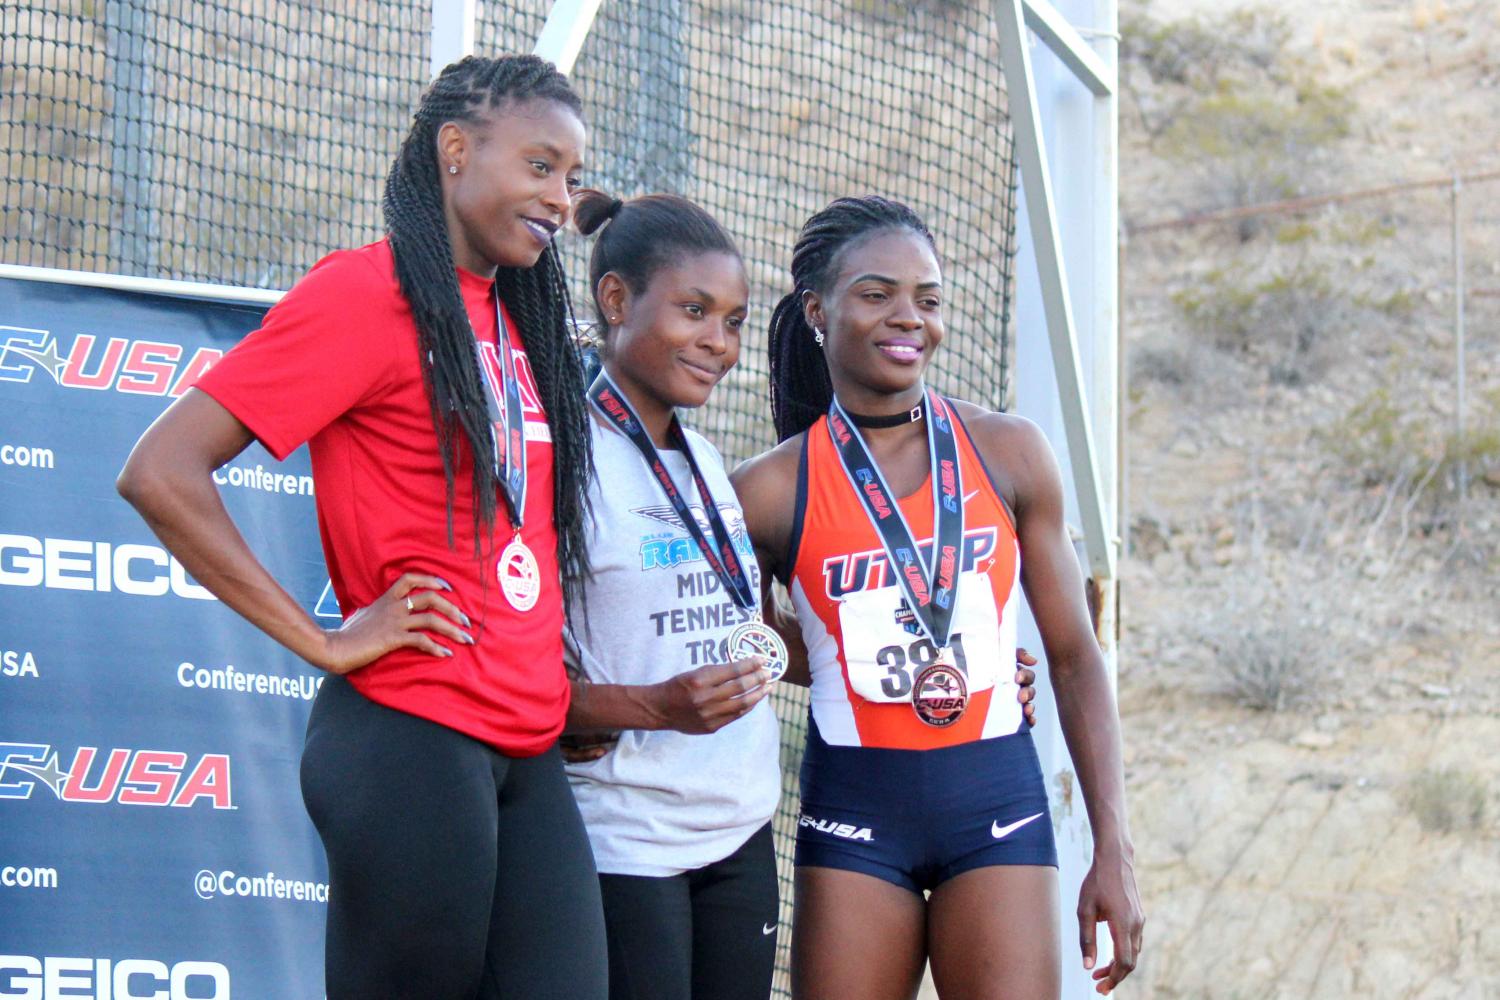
[1187,566,1342,711]
[1122,4,1353,216]
[1171,262,1363,386]
[1402,768,1489,835]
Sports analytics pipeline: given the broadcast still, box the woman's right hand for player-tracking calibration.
[647,657,772,734]
[316,573,472,675]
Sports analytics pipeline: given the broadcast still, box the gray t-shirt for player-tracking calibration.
[564,415,781,877]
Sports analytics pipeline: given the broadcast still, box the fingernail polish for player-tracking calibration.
[460,612,471,627]
[435,577,453,591]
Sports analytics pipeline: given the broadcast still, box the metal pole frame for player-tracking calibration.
[994,0,1119,591]
[431,0,478,78]
[533,0,607,75]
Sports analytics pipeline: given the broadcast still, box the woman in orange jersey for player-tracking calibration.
[732,197,1142,999]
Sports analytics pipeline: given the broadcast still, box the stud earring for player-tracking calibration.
[448,165,458,175]
[813,327,825,347]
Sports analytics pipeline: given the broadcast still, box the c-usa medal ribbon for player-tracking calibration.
[588,371,787,681]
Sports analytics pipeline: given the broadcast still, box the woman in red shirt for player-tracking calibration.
[118,55,606,999]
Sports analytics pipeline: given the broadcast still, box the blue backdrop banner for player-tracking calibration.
[0,273,331,999]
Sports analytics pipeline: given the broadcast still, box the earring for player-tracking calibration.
[448,165,458,175]
[813,327,825,347]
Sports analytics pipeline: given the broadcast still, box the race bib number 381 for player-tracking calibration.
[837,572,1009,704]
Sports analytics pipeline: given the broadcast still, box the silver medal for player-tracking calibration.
[727,620,789,682]
[498,537,540,612]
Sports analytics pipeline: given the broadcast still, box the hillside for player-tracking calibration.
[1117,1,1499,995]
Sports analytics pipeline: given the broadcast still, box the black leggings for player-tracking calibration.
[300,675,607,1000]
[598,823,779,1000]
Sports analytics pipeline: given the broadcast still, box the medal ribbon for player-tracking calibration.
[471,288,527,532]
[588,371,757,612]
[826,388,965,649]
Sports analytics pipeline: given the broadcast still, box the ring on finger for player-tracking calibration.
[405,596,414,613]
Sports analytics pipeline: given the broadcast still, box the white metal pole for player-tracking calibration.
[994,0,1116,583]
[1452,173,1467,506]
[533,0,606,75]
[431,0,478,78]
[1092,0,1119,654]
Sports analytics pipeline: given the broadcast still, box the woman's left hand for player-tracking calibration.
[1077,848,1144,994]
[558,732,619,763]
[1016,646,1038,727]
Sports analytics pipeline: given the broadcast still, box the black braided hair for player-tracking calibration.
[766,196,936,442]
[571,189,741,333]
[383,54,593,600]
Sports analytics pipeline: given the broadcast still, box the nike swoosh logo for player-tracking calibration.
[991,812,1044,840]
[963,489,980,504]
[762,922,777,936]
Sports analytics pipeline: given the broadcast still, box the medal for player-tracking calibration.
[473,290,536,612]
[911,661,968,727]
[727,620,790,682]
[497,536,540,612]
[827,389,967,724]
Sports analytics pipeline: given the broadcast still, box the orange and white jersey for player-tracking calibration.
[787,407,1023,749]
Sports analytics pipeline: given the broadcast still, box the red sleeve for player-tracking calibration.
[195,249,401,461]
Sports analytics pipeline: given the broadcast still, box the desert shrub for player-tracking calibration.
[1402,768,1489,835]
[1123,4,1354,218]
[1172,264,1356,384]
[1160,83,1354,213]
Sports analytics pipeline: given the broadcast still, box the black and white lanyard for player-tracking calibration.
[826,388,965,649]
[470,288,527,532]
[588,371,756,612]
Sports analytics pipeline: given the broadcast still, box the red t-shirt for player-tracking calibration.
[196,239,568,756]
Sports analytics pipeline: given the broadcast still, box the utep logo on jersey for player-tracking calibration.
[823,527,998,599]
[635,503,755,571]
[0,325,221,396]
[0,742,232,809]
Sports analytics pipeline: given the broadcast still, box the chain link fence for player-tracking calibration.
[3,3,1020,993]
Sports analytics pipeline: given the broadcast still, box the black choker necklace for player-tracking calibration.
[844,398,926,429]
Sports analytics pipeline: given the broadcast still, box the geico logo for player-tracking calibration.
[0,956,229,1000]
[0,535,214,600]
[0,743,232,809]
[0,865,58,889]
[0,326,223,397]
[0,444,54,469]
[2,651,38,678]
[797,815,875,841]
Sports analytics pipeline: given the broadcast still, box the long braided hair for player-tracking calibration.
[383,54,593,599]
[766,196,936,442]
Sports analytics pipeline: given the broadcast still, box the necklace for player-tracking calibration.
[843,396,927,429]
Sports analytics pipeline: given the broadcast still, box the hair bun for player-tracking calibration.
[573,188,626,237]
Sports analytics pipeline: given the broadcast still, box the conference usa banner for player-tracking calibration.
[0,272,334,998]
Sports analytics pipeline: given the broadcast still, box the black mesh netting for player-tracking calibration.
[3,3,1018,993]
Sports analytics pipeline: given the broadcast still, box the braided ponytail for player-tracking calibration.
[767,196,937,442]
[383,54,593,600]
